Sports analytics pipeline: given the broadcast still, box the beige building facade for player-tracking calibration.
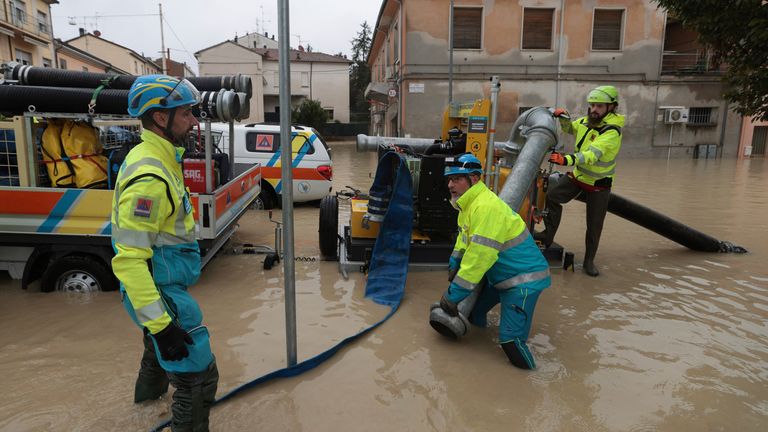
[195,41,264,124]
[367,0,744,159]
[66,32,159,76]
[54,38,128,74]
[196,41,351,124]
[0,0,57,67]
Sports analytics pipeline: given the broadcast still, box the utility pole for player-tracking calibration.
[159,2,167,75]
[448,0,454,107]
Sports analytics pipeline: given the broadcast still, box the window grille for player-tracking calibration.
[688,107,714,125]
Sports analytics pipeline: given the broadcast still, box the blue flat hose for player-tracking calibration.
[151,152,413,431]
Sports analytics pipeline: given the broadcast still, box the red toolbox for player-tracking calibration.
[183,158,218,193]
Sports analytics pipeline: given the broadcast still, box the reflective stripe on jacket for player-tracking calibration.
[447,182,550,304]
[561,112,625,186]
[111,130,200,334]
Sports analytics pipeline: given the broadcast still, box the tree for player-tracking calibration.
[292,99,329,131]
[654,0,768,120]
[349,21,372,122]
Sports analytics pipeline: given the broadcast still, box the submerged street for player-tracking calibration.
[1,142,767,431]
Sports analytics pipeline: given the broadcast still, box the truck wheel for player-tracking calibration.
[41,255,118,293]
[252,182,277,210]
[319,195,339,260]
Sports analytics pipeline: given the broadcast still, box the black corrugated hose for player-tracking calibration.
[4,63,252,98]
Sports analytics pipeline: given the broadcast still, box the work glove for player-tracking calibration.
[552,108,570,119]
[439,292,459,317]
[153,323,194,362]
[549,152,574,166]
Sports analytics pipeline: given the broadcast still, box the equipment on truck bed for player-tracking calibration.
[0,64,265,293]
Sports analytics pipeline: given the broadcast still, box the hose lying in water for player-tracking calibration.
[576,191,748,253]
[151,152,414,432]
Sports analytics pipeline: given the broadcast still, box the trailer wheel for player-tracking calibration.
[263,252,279,270]
[319,195,339,260]
[41,255,118,293]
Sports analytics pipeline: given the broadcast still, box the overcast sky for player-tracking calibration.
[50,0,381,72]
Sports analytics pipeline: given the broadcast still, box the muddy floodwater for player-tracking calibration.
[1,142,767,431]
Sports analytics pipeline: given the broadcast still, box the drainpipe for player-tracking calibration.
[554,0,565,106]
[497,106,559,211]
[650,9,668,148]
[717,101,728,156]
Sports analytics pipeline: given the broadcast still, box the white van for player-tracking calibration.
[203,123,333,208]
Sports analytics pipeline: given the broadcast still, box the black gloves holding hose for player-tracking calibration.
[153,323,194,361]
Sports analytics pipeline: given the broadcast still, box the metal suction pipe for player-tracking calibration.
[357,134,508,154]
[194,90,241,122]
[497,106,559,212]
[428,287,481,339]
[235,92,250,120]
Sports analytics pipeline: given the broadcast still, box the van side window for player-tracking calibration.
[245,132,315,155]
[246,133,280,152]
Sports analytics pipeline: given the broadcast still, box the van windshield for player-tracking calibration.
[310,128,332,159]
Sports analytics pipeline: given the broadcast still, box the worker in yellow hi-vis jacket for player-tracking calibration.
[111,75,218,431]
[537,85,626,277]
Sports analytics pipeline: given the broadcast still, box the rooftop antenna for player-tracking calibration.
[292,33,305,49]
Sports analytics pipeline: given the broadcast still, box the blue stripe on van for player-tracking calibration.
[38,189,83,233]
[274,132,309,193]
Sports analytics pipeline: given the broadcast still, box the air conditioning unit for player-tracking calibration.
[664,107,689,124]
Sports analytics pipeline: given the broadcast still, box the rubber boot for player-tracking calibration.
[134,333,170,403]
[583,189,610,278]
[501,340,535,370]
[582,259,600,277]
[533,230,552,248]
[167,360,219,432]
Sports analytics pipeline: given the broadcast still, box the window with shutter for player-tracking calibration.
[453,7,482,50]
[592,9,623,51]
[522,8,554,50]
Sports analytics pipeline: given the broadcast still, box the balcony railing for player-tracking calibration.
[661,50,725,75]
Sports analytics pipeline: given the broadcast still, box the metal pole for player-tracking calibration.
[277,0,297,367]
[667,123,673,161]
[485,76,500,186]
[204,118,213,193]
[158,3,167,75]
[448,0,454,107]
[228,121,235,181]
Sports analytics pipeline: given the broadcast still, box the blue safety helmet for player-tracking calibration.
[444,153,483,177]
[127,75,201,117]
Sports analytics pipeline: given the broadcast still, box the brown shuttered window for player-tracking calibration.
[522,8,554,50]
[453,7,482,49]
[592,9,623,51]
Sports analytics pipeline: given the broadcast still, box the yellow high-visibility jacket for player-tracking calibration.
[447,182,550,304]
[111,130,200,334]
[561,112,625,187]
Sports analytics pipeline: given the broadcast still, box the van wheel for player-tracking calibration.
[41,255,117,293]
[253,187,277,210]
[319,195,339,260]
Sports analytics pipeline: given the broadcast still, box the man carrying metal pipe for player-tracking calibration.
[537,85,625,277]
[433,153,551,369]
[111,75,218,431]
